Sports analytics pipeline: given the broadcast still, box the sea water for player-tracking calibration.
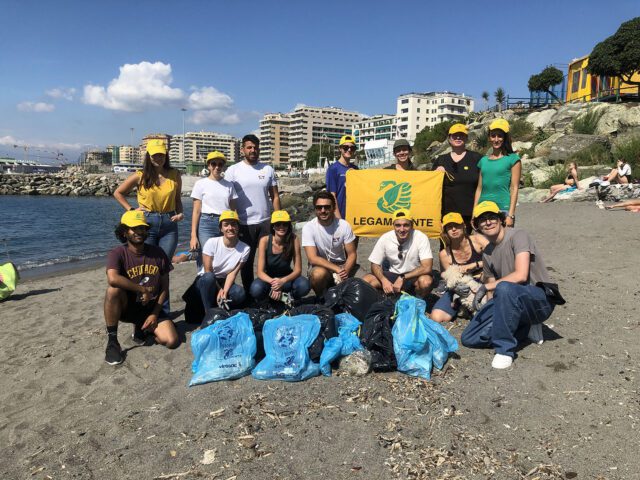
[0,196,194,277]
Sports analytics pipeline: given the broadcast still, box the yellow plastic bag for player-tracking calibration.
[0,262,19,300]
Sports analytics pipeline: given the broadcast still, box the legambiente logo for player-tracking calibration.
[377,180,411,214]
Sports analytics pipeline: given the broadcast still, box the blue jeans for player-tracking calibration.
[249,276,311,301]
[432,290,459,318]
[196,272,246,312]
[144,212,178,316]
[196,213,221,269]
[461,282,554,357]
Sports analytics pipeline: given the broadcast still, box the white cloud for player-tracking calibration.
[188,86,233,110]
[82,61,184,112]
[189,110,241,126]
[17,102,55,113]
[0,135,19,146]
[0,135,85,152]
[46,87,76,100]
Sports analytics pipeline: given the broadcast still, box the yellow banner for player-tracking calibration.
[345,169,443,238]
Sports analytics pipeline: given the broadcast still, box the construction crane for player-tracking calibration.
[12,144,66,164]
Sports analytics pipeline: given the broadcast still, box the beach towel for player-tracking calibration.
[0,262,18,301]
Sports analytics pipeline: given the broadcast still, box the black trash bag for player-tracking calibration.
[324,278,382,322]
[289,304,337,362]
[200,308,231,329]
[360,298,397,372]
[182,279,205,325]
[229,307,282,361]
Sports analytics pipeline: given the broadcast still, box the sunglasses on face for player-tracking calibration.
[315,204,333,211]
[478,214,500,225]
[209,162,225,168]
[341,146,357,152]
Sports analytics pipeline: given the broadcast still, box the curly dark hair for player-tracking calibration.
[114,223,129,244]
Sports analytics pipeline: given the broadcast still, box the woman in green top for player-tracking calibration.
[474,119,521,227]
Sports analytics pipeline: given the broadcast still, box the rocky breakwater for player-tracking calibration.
[0,168,121,196]
[278,173,326,223]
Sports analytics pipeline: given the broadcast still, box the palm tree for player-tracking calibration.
[481,91,490,111]
[494,87,506,112]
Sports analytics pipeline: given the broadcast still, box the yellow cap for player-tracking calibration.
[339,135,356,146]
[392,208,413,223]
[489,118,510,133]
[146,139,167,156]
[121,210,149,228]
[448,124,468,135]
[219,210,240,224]
[442,212,464,227]
[472,201,501,219]
[206,151,226,164]
[271,210,291,223]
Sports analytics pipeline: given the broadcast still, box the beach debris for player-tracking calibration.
[201,449,217,465]
[209,408,226,418]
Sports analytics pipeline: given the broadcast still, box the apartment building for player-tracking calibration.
[287,105,365,164]
[259,113,291,166]
[140,133,172,162]
[351,114,397,151]
[396,92,474,141]
[168,131,240,165]
[116,145,141,164]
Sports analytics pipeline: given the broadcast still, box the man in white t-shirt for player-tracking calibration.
[195,210,249,311]
[301,190,358,297]
[224,134,281,292]
[363,209,433,298]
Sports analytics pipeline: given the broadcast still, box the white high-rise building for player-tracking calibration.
[396,92,474,142]
[287,105,365,165]
[169,131,240,165]
[352,114,397,151]
[259,113,291,166]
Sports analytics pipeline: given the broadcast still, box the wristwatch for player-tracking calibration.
[508,214,515,220]
[399,274,406,280]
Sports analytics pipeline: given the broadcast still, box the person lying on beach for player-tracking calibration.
[540,162,580,203]
[461,201,560,369]
[104,211,178,366]
[605,199,640,212]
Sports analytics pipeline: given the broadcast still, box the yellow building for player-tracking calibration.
[566,55,640,102]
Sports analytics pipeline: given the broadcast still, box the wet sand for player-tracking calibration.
[1,202,639,479]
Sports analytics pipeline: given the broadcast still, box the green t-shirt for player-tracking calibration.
[478,153,520,211]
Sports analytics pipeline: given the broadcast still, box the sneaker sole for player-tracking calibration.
[105,358,124,366]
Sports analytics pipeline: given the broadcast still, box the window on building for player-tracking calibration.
[581,69,588,89]
[571,71,580,93]
[401,99,408,104]
[401,108,408,114]
[417,108,420,112]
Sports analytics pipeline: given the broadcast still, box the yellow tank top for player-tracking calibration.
[136,169,179,212]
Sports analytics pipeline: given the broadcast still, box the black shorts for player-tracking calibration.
[122,292,160,326]
[382,270,416,293]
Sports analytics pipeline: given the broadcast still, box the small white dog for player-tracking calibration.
[440,264,483,313]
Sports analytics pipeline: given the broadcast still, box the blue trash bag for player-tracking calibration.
[252,314,321,382]
[335,313,364,356]
[392,294,458,380]
[189,312,257,386]
[319,336,342,376]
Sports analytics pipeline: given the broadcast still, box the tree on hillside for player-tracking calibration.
[587,17,640,95]
[305,142,335,168]
[528,66,564,103]
[481,91,490,110]
[413,120,458,165]
[494,87,506,112]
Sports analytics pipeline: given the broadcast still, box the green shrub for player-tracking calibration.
[572,109,603,134]
[567,143,613,166]
[523,172,534,187]
[509,118,534,141]
[532,127,550,144]
[613,136,640,171]
[473,129,489,151]
[539,165,569,189]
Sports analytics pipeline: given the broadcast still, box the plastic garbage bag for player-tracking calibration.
[392,294,458,380]
[0,262,19,301]
[289,305,337,361]
[324,278,381,322]
[200,308,231,329]
[230,307,281,361]
[319,337,342,376]
[190,312,257,386]
[360,299,397,371]
[335,313,363,356]
[252,314,321,382]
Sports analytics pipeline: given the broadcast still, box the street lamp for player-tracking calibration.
[320,133,328,169]
[181,108,187,166]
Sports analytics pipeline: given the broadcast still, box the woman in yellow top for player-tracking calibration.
[114,139,184,259]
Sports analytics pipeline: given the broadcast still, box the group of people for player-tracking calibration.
[104,120,562,370]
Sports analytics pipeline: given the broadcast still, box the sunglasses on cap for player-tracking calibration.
[341,145,357,152]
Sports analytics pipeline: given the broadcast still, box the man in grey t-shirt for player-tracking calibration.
[461,201,557,369]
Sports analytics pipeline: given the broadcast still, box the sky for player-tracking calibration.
[1,0,638,163]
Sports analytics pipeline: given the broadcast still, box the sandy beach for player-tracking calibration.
[1,202,639,480]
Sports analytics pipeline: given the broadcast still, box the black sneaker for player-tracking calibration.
[105,338,124,365]
[131,325,148,346]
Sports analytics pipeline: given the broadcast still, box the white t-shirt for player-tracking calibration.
[618,163,632,177]
[301,218,355,264]
[224,161,278,225]
[368,230,432,275]
[198,237,250,278]
[190,178,238,215]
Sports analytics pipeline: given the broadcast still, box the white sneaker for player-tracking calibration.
[595,200,605,209]
[528,323,544,345]
[491,353,513,369]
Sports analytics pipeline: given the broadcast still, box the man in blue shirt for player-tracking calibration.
[326,135,359,220]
